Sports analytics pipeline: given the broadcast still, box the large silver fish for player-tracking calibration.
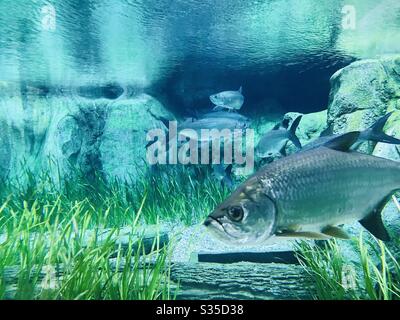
[204,132,395,245]
[256,116,302,158]
[210,87,245,111]
[302,112,400,152]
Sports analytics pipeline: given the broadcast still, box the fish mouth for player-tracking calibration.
[204,216,222,228]
[210,96,222,106]
[204,216,239,240]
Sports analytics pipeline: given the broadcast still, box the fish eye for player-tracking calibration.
[228,206,244,222]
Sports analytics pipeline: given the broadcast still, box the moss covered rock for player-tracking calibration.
[327,55,400,153]
[0,91,173,183]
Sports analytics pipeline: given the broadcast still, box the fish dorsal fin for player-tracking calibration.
[323,132,360,151]
[225,164,233,176]
[272,123,281,130]
[320,126,333,137]
[238,86,243,94]
[369,112,393,132]
[364,112,400,144]
[281,118,290,130]
[359,196,391,241]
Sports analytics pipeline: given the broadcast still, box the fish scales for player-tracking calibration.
[257,148,400,229]
[205,133,398,244]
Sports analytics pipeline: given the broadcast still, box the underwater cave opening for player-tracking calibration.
[151,52,356,118]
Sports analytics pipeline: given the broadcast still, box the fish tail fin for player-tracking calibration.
[289,134,302,149]
[363,112,400,144]
[289,115,302,134]
[288,116,302,149]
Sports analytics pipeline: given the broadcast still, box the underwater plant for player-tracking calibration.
[132,165,231,225]
[0,162,232,300]
[0,169,176,300]
[296,233,400,300]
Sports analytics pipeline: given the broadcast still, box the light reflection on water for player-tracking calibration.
[0,0,399,88]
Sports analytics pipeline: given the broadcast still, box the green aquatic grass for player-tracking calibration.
[133,165,231,225]
[296,234,400,300]
[0,166,186,300]
[0,163,228,300]
[0,195,174,300]
[296,240,351,300]
[1,162,229,227]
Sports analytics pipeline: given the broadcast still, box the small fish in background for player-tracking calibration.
[145,115,249,149]
[210,87,245,111]
[200,111,250,124]
[177,117,249,142]
[204,132,396,245]
[256,115,302,159]
[302,112,400,152]
[212,164,234,189]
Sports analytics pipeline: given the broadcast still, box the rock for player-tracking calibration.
[100,95,173,182]
[284,110,328,145]
[0,91,173,183]
[327,55,400,154]
[0,89,75,181]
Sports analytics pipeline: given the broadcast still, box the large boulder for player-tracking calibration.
[0,88,75,180]
[0,89,173,183]
[99,95,173,182]
[284,110,328,146]
[327,55,400,153]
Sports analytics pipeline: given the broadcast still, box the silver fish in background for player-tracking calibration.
[256,116,302,158]
[145,115,249,148]
[177,117,249,142]
[205,132,396,245]
[210,87,245,111]
[302,112,400,152]
[200,111,250,124]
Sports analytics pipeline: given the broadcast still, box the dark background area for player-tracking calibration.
[150,52,356,117]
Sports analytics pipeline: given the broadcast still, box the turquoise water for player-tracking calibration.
[1,0,400,301]
[0,1,398,86]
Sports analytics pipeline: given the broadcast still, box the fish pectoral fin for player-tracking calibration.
[359,196,391,241]
[321,226,350,240]
[276,230,329,240]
